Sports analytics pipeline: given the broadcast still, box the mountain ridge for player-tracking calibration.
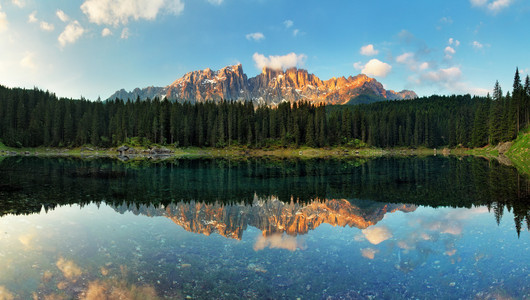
[108,64,417,105]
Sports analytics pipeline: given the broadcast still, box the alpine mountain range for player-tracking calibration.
[108,64,417,105]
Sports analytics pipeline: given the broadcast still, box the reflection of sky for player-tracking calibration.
[353,206,497,273]
[0,203,528,299]
[253,233,306,251]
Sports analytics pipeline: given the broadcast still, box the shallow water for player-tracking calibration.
[0,156,528,299]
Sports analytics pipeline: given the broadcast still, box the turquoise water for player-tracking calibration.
[0,157,528,299]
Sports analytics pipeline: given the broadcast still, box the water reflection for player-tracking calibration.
[1,156,528,234]
[0,156,529,299]
[112,197,415,240]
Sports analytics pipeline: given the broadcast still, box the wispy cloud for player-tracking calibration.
[11,0,25,8]
[0,5,8,32]
[415,66,489,95]
[472,41,484,49]
[56,9,69,22]
[470,0,513,13]
[254,233,305,251]
[284,20,293,28]
[20,51,36,69]
[253,52,307,71]
[58,21,84,47]
[246,32,264,42]
[444,46,456,59]
[444,38,459,60]
[101,27,112,37]
[28,10,37,23]
[440,16,453,24]
[360,44,379,56]
[40,21,55,32]
[120,27,129,39]
[361,248,379,259]
[207,0,223,5]
[81,0,185,26]
[448,38,460,47]
[396,52,414,64]
[396,52,429,71]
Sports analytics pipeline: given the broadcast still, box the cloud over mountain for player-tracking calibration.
[253,52,307,71]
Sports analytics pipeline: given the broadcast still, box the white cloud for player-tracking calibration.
[407,65,489,95]
[58,21,85,47]
[292,29,299,36]
[40,21,55,32]
[101,27,112,37]
[81,0,185,26]
[353,61,363,70]
[488,0,512,13]
[361,248,379,259]
[472,41,484,49]
[120,27,129,39]
[0,5,8,32]
[56,9,69,22]
[423,66,462,83]
[471,0,488,6]
[444,46,456,55]
[207,0,223,5]
[245,32,264,42]
[470,0,512,13]
[396,52,414,64]
[362,226,393,245]
[360,44,379,56]
[11,0,25,8]
[253,52,307,71]
[396,52,430,72]
[444,46,456,59]
[28,11,37,23]
[448,38,460,47]
[20,52,35,69]
[284,20,293,28]
[361,59,392,78]
[254,234,305,251]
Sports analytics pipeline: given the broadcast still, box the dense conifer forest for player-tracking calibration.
[0,69,528,149]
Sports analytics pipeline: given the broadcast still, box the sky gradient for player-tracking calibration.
[0,0,528,100]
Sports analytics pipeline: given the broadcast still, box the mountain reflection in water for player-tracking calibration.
[1,156,528,235]
[112,197,416,240]
[0,156,529,299]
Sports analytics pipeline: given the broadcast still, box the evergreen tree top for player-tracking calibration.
[513,67,523,93]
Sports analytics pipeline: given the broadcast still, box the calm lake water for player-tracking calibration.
[0,156,528,299]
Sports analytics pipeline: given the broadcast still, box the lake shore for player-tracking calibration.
[0,143,515,160]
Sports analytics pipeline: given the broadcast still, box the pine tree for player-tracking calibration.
[512,67,523,132]
[489,81,504,144]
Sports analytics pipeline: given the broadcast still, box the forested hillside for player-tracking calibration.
[0,69,528,149]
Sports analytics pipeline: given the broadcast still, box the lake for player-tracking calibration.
[0,156,528,299]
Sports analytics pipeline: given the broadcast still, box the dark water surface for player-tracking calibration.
[0,156,529,299]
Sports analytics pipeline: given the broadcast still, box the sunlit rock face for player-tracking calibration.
[113,198,416,239]
[108,64,417,105]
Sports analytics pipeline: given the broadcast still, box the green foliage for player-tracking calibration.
[505,128,530,174]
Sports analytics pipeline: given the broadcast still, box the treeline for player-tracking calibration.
[0,68,528,148]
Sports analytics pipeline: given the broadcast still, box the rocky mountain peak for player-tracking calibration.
[109,64,417,105]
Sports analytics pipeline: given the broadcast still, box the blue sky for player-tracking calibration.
[0,0,528,100]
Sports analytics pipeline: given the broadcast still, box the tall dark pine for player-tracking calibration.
[521,75,530,127]
[489,81,504,145]
[512,67,523,132]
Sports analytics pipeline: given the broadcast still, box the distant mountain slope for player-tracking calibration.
[108,64,417,105]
